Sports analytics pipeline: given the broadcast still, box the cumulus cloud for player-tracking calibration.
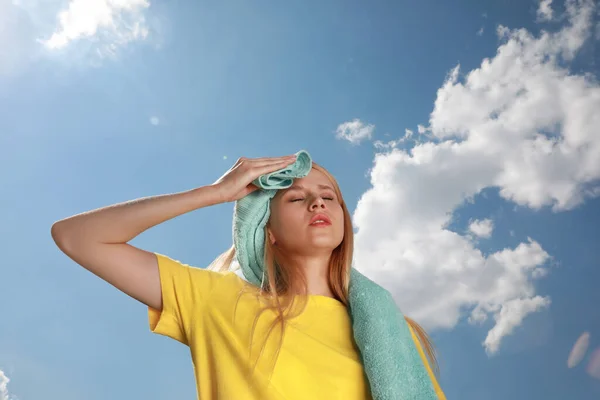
[335,119,375,145]
[469,218,494,238]
[0,369,12,400]
[373,139,401,150]
[352,0,598,354]
[483,296,551,354]
[41,0,150,50]
[374,129,414,150]
[537,0,554,21]
[2,0,154,73]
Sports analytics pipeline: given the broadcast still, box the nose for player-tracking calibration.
[309,196,326,210]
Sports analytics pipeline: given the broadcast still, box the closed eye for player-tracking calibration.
[291,196,335,202]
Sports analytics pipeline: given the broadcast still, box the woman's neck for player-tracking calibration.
[282,252,334,298]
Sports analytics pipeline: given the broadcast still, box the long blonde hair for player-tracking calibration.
[208,162,439,378]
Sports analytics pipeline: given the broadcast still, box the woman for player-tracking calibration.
[51,152,446,399]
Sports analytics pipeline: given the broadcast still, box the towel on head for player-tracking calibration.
[233,149,438,399]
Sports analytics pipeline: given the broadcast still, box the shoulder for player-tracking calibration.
[155,252,249,297]
[154,253,264,309]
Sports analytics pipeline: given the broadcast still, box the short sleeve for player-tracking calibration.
[148,253,223,345]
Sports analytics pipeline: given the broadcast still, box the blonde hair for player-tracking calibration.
[208,162,439,379]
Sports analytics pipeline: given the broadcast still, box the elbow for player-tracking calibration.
[51,221,64,241]
[51,221,61,241]
[51,221,72,251]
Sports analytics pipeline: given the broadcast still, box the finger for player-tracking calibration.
[246,157,296,170]
[233,156,291,169]
[247,155,297,164]
[253,158,296,175]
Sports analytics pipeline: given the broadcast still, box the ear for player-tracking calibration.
[267,229,276,245]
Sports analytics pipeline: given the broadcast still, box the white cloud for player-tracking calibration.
[0,369,11,400]
[352,0,598,354]
[335,119,375,145]
[431,1,598,211]
[477,27,485,36]
[537,0,554,21]
[417,124,427,134]
[41,0,150,50]
[469,218,494,238]
[149,116,160,125]
[483,296,551,354]
[374,129,414,150]
[373,139,401,150]
[2,0,154,74]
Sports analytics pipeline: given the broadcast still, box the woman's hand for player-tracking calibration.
[212,155,297,203]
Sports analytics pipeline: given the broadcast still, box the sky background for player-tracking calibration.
[1,0,600,399]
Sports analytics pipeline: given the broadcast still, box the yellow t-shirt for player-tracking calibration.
[148,253,445,400]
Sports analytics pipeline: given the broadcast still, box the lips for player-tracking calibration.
[309,213,332,226]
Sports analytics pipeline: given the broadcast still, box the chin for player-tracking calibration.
[306,238,342,251]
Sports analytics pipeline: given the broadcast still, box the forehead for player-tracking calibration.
[294,168,332,187]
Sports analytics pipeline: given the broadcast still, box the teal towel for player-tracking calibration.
[233,150,438,400]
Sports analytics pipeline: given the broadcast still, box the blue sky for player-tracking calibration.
[2,0,600,398]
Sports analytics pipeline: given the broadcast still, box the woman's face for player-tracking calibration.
[268,169,345,255]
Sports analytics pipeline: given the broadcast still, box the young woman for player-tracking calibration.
[51,153,445,399]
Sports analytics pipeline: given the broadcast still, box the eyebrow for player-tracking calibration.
[287,183,335,191]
